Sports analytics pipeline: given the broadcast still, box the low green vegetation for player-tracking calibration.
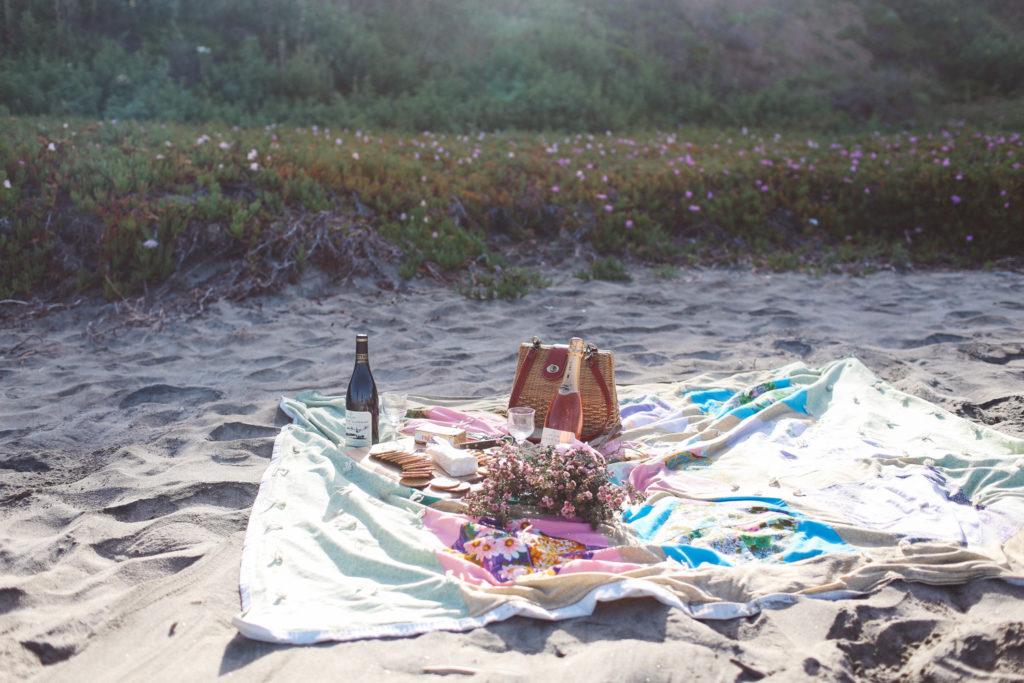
[460,267,549,301]
[650,265,681,280]
[576,258,633,283]
[0,118,1021,300]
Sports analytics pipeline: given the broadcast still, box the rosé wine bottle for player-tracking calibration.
[540,337,585,445]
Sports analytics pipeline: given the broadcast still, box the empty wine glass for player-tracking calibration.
[507,406,536,445]
[382,393,408,441]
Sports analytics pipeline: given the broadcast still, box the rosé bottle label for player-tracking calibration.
[540,427,575,446]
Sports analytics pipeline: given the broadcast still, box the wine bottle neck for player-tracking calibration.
[558,348,583,395]
[355,337,369,364]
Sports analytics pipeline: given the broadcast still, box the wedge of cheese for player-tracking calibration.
[426,438,477,477]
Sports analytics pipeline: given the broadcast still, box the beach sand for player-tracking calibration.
[2,268,1023,681]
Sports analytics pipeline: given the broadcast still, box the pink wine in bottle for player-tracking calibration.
[541,337,585,446]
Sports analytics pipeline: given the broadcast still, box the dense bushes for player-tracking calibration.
[1,118,1020,299]
[1,1,1022,130]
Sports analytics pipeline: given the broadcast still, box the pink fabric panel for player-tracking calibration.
[434,551,500,586]
[421,508,467,547]
[403,407,506,437]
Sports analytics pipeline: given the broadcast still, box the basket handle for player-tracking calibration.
[581,356,616,441]
[508,344,540,409]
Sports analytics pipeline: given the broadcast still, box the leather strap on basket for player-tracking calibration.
[508,345,540,408]
[581,356,615,442]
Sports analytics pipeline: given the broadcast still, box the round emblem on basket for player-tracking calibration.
[546,363,561,374]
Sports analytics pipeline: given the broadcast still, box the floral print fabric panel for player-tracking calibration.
[623,496,852,567]
[447,519,599,583]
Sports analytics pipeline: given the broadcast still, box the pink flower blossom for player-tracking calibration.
[688,204,701,212]
[603,204,613,213]
[551,185,560,193]
[951,195,961,204]
[625,219,634,229]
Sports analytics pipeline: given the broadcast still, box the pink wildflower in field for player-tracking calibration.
[335,138,342,145]
[352,152,360,160]
[2,179,11,189]
[685,190,693,199]
[707,191,714,199]
[47,142,56,151]
[142,239,158,249]
[551,185,560,193]
[966,234,974,242]
[218,141,231,150]
[603,204,613,213]
[688,204,701,212]
[247,149,258,161]
[507,151,515,159]
[625,219,634,229]
[951,195,962,204]
[249,162,259,171]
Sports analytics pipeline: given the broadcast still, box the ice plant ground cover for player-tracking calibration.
[234,359,1024,643]
[1,117,1021,300]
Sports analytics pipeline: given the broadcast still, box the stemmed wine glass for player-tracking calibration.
[382,393,408,441]
[507,406,536,446]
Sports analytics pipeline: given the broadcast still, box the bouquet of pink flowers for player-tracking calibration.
[464,442,641,528]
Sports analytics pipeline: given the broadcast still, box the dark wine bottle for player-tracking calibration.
[345,333,379,447]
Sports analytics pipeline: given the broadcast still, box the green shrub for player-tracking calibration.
[576,257,633,282]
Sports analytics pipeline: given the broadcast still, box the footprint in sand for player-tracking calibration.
[119,385,223,409]
[102,481,258,523]
[208,422,278,441]
[774,339,813,357]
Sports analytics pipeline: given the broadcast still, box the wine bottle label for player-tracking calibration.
[345,410,373,447]
[540,427,576,446]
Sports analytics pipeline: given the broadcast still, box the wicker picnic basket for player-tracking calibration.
[508,337,620,443]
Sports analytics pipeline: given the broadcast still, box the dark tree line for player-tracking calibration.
[1,0,1021,129]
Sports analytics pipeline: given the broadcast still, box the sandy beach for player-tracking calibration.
[2,267,1023,681]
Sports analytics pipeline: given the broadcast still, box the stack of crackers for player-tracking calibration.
[368,441,474,496]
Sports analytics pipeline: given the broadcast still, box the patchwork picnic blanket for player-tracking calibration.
[234,359,1024,643]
